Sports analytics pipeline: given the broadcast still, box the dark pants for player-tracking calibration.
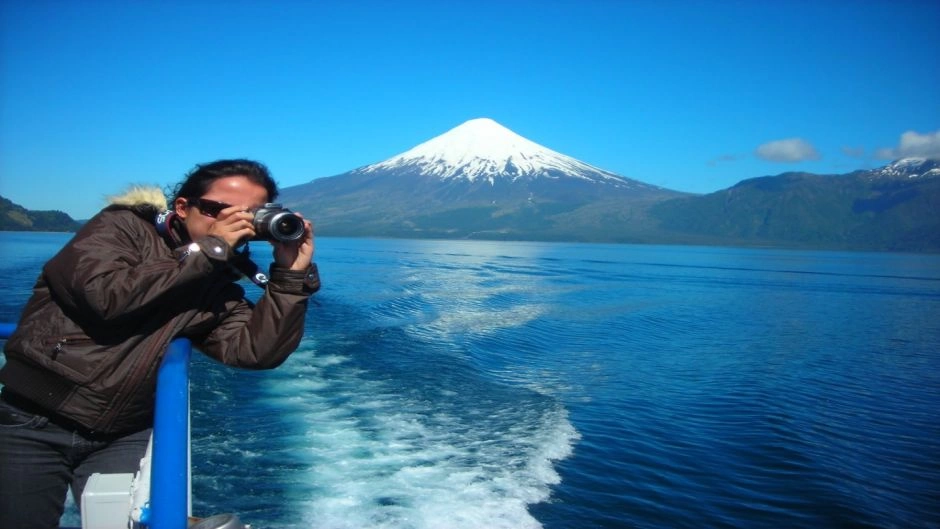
[0,394,151,529]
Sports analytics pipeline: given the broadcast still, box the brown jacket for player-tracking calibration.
[0,187,316,435]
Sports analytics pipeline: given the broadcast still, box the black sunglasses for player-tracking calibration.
[187,197,232,218]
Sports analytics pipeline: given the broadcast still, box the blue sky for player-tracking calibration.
[2,1,939,220]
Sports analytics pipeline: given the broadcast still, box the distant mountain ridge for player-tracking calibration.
[650,159,940,251]
[280,119,938,251]
[0,196,81,232]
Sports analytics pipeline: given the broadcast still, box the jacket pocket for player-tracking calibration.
[39,335,114,385]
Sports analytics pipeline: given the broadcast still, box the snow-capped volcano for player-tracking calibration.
[278,117,682,241]
[359,118,649,189]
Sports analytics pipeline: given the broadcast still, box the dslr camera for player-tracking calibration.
[251,203,305,242]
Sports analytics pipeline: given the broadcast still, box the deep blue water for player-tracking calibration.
[1,233,939,529]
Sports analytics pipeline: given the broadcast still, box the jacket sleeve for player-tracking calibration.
[42,210,232,323]
[194,265,313,369]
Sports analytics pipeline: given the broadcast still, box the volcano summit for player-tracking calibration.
[360,117,652,190]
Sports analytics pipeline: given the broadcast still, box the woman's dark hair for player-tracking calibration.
[171,159,278,202]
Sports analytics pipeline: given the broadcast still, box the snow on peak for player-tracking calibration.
[875,157,940,179]
[361,118,627,185]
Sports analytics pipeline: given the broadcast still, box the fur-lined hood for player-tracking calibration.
[105,185,168,211]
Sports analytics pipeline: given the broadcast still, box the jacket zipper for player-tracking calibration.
[52,340,65,360]
[49,335,91,361]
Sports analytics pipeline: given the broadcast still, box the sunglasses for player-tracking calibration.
[186,197,232,218]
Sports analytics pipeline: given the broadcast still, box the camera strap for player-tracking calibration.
[154,209,186,247]
[231,244,270,288]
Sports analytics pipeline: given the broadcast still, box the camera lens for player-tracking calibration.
[251,204,305,242]
[271,213,305,241]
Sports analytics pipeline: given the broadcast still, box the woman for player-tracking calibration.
[0,159,319,529]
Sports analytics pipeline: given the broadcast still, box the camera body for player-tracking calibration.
[251,203,305,242]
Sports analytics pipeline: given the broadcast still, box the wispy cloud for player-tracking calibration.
[841,146,865,158]
[875,130,940,160]
[707,154,742,166]
[755,138,821,162]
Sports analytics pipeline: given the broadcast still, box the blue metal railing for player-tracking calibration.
[0,324,191,529]
[146,337,192,529]
[0,323,15,339]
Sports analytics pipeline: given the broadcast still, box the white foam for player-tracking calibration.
[255,345,579,529]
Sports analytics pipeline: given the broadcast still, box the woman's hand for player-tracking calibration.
[206,206,257,249]
[272,215,314,271]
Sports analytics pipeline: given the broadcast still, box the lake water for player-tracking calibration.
[1,232,938,528]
